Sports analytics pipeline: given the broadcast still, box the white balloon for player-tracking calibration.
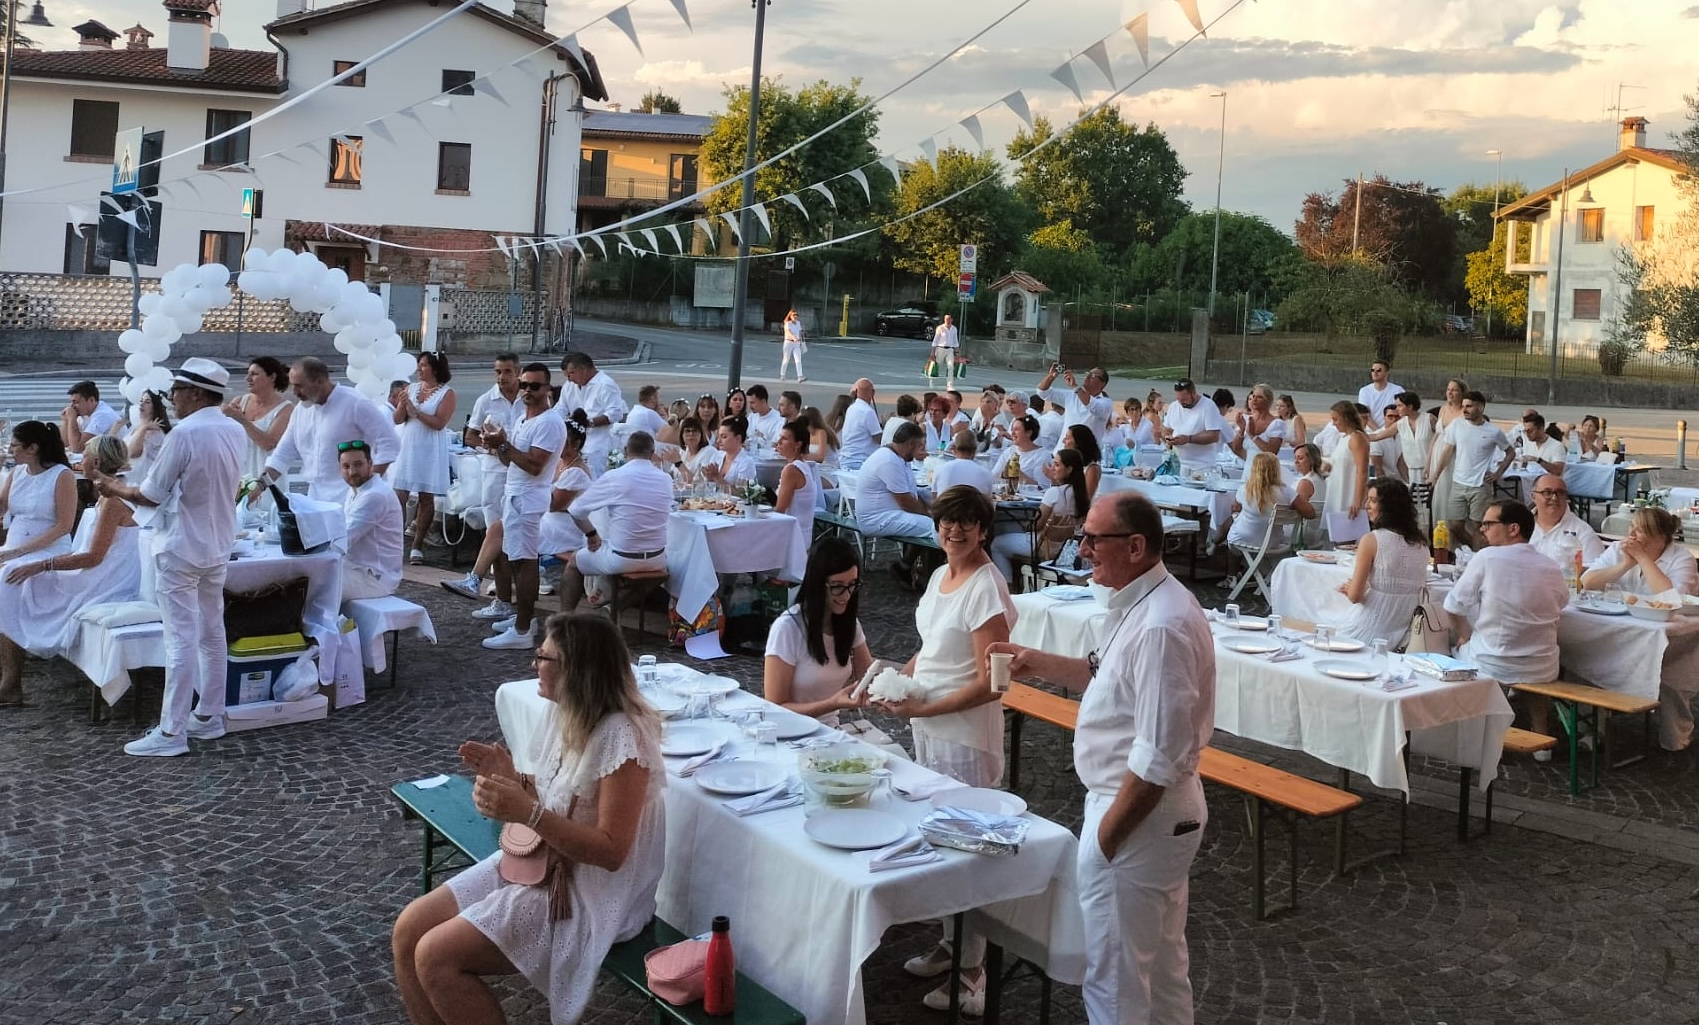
[289,292,317,313]
[160,296,192,322]
[119,377,144,405]
[382,351,417,380]
[137,293,163,317]
[243,247,268,268]
[321,311,347,334]
[339,281,370,308]
[117,329,146,354]
[248,274,280,302]
[124,352,154,379]
[142,366,174,393]
[346,322,380,348]
[143,336,172,362]
[377,318,397,338]
[325,268,349,290]
[164,264,197,294]
[266,249,297,274]
[346,347,374,370]
[178,312,204,336]
[355,293,385,325]
[141,315,178,342]
[356,375,388,400]
[375,333,404,357]
[198,263,230,289]
[312,282,342,312]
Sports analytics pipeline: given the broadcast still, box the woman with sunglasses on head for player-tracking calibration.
[764,537,873,724]
[701,415,755,488]
[124,390,173,483]
[724,388,748,420]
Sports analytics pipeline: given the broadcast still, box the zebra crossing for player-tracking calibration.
[0,375,127,426]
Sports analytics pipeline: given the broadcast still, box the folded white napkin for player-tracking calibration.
[863,833,942,873]
[1264,644,1303,664]
[892,775,965,802]
[675,742,727,777]
[726,779,802,816]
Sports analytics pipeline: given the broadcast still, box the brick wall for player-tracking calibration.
[282,223,564,291]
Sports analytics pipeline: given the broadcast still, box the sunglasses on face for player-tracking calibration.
[519,381,549,392]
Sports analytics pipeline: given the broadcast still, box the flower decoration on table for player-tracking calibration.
[735,481,769,507]
[1631,489,1670,510]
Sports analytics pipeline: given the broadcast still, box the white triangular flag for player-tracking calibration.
[750,203,771,239]
[431,97,453,109]
[1049,61,1082,102]
[493,235,512,258]
[1001,91,1033,128]
[959,114,984,149]
[1125,15,1150,67]
[877,155,902,183]
[919,137,938,161]
[100,194,124,213]
[806,182,837,209]
[639,228,659,251]
[615,232,633,250]
[667,0,691,29]
[179,177,202,199]
[605,4,643,55]
[1175,0,1205,35]
[66,204,92,226]
[586,234,607,257]
[778,193,810,220]
[694,217,717,244]
[398,107,426,128]
[480,79,508,106]
[664,224,683,251]
[331,133,355,147]
[116,208,141,228]
[366,119,395,145]
[515,57,538,76]
[1082,40,1114,88]
[545,238,564,255]
[846,168,871,201]
[566,237,586,255]
[720,211,743,242]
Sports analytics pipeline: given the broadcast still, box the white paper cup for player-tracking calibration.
[989,652,1013,693]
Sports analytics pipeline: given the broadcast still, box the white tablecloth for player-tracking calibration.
[495,676,1086,1025]
[65,621,165,706]
[666,510,810,622]
[1097,474,1234,527]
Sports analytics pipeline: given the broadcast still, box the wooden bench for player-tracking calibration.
[1002,682,1078,790]
[389,777,804,1025]
[607,568,671,639]
[1510,680,1659,794]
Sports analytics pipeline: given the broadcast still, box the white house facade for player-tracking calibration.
[2,0,606,289]
[1497,117,1688,355]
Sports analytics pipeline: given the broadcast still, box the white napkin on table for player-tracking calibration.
[1263,644,1304,664]
[725,778,802,816]
[674,742,727,777]
[892,775,965,802]
[864,833,942,873]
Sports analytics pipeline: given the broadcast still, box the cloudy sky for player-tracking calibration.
[32,0,1699,234]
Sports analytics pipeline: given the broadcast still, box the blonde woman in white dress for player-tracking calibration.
[1323,400,1370,521]
[391,352,458,563]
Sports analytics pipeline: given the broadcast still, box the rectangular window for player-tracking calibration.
[580,147,608,197]
[69,99,120,159]
[333,60,366,87]
[1635,205,1655,242]
[1578,207,1604,243]
[198,231,245,270]
[1573,288,1602,321]
[203,109,252,167]
[329,135,363,185]
[437,142,472,192]
[63,224,109,275]
[668,153,698,200]
[442,69,475,96]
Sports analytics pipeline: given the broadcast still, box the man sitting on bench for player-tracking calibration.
[558,431,671,612]
[855,421,933,581]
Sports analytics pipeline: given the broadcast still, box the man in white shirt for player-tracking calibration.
[623,384,668,436]
[1429,390,1514,550]
[265,357,399,503]
[61,380,121,452]
[1038,364,1114,448]
[444,354,522,602]
[881,394,923,445]
[1161,378,1226,467]
[745,384,785,447]
[338,439,404,601]
[931,430,995,495]
[1514,412,1566,480]
[1356,359,1403,428]
[930,313,960,383]
[776,389,803,422]
[480,362,566,649]
[1444,499,1569,750]
[1527,474,1605,568]
[559,431,673,610]
[839,378,882,469]
[1033,396,1066,451]
[858,422,935,584]
[94,358,245,757]
[556,352,627,478]
[990,492,1214,1025]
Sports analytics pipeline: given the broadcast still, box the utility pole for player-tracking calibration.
[1207,91,1226,318]
[1351,171,1363,255]
[726,0,771,392]
[1486,148,1502,338]
[1548,168,1569,405]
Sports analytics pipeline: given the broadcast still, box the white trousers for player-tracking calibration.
[480,462,506,527]
[156,551,230,734]
[780,340,805,379]
[931,346,957,381]
[341,568,393,602]
[1077,779,1206,1025]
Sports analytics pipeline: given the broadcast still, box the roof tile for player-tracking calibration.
[10,46,283,93]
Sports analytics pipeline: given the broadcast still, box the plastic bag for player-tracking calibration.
[272,645,322,702]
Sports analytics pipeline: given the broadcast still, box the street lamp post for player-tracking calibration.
[0,1,54,251]
[725,0,770,393]
[1486,147,1502,338]
[1207,91,1226,318]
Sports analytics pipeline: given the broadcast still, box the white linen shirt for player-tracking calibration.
[623,404,667,437]
[1074,563,1215,793]
[931,458,995,496]
[343,473,404,593]
[1042,385,1113,448]
[568,459,672,556]
[1443,543,1569,683]
[556,370,628,451]
[1443,418,1512,487]
[267,385,400,502]
[139,405,245,569]
[468,385,522,469]
[504,409,567,513]
[747,408,785,447]
[1162,398,1227,466]
[839,399,882,468]
[1587,539,1699,596]
[1036,410,1065,450]
[933,322,960,350]
[82,400,121,438]
[1529,510,1606,568]
[1356,380,1403,427]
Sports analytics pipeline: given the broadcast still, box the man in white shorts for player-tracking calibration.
[558,431,672,610]
[444,353,521,606]
[1430,390,1514,550]
[480,362,565,649]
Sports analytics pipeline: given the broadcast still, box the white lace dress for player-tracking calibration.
[0,509,141,656]
[391,383,453,495]
[1338,528,1430,646]
[449,711,666,1025]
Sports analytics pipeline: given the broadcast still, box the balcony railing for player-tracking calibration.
[580,176,702,203]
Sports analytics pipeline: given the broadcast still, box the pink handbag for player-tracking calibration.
[644,940,710,1006]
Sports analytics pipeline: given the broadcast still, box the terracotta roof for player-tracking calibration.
[1496,147,1691,221]
[10,46,284,93]
[162,0,218,13]
[268,0,608,101]
[287,221,385,243]
[71,20,120,42]
[989,270,1051,294]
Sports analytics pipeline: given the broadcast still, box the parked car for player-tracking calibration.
[874,303,941,340]
[1443,314,1474,335]
[1246,309,1275,334]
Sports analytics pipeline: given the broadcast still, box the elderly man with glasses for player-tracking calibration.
[1038,363,1114,451]
[1526,474,1605,569]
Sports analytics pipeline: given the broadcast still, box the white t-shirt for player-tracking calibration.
[469,385,522,467]
[1042,385,1113,446]
[504,409,567,511]
[1443,543,1569,684]
[1517,435,1565,473]
[1228,482,1296,547]
[931,458,995,496]
[747,408,785,447]
[82,400,122,438]
[854,446,917,521]
[1356,381,1403,427]
[1163,399,1227,466]
[1529,510,1607,568]
[1443,419,1512,487]
[1035,411,1065,450]
[991,445,1049,485]
[912,562,1017,756]
[840,399,881,467]
[623,404,667,436]
[764,607,867,727]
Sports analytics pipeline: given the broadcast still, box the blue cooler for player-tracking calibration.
[226,632,309,707]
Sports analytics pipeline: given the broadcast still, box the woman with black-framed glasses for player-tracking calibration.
[763,537,872,725]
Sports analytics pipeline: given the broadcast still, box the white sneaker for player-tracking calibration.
[538,580,556,596]
[922,973,984,1016]
[492,616,516,633]
[441,573,483,600]
[471,599,514,620]
[124,727,188,757]
[903,945,955,979]
[409,548,425,565]
[482,624,536,650]
[187,714,226,740]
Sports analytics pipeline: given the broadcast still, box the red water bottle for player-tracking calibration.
[703,915,735,1015]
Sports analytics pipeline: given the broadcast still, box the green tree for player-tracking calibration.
[1006,108,1189,256]
[637,89,683,114]
[884,147,1030,285]
[700,78,885,250]
[1126,211,1297,303]
[1295,175,1460,301]
[1018,220,1109,296]
[1275,257,1440,364]
[1443,180,1528,256]
[1463,223,1529,338]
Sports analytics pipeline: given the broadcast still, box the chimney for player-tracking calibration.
[607,101,622,113]
[1621,116,1648,151]
[276,0,309,17]
[513,0,546,26]
[164,0,218,73]
[124,23,155,49]
[73,20,120,50]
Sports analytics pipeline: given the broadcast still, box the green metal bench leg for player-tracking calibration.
[1245,794,1266,921]
[948,912,965,1025]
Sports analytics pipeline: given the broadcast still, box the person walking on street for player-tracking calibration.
[780,309,807,382]
[930,314,959,384]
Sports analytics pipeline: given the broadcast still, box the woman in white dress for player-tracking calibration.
[392,352,459,564]
[779,308,807,382]
[394,613,665,1025]
[0,421,78,706]
[876,486,1016,1013]
[990,415,1049,486]
[1275,393,1307,450]
[1429,378,1468,530]
[1323,400,1370,521]
[224,356,295,484]
[701,415,756,488]
[990,449,1090,583]
[1226,451,1301,549]
[772,418,820,550]
[1229,383,1288,463]
[123,390,171,483]
[539,414,593,561]
[1336,479,1431,646]
[1292,442,1328,550]
[0,437,140,689]
[1582,507,1699,596]
[764,537,873,724]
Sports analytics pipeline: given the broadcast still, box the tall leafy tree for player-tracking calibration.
[1612,86,1699,365]
[1295,175,1460,300]
[1126,211,1298,303]
[637,90,683,114]
[1018,220,1109,296]
[1006,108,1189,257]
[1463,220,1531,337]
[1275,257,1440,364]
[884,147,1030,285]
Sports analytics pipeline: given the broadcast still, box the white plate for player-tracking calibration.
[929,786,1027,817]
[640,688,689,716]
[1305,636,1366,653]
[660,723,724,757]
[1224,637,1283,655]
[671,674,741,697]
[1300,552,1337,564]
[766,712,821,741]
[1315,659,1379,681]
[1226,615,1269,631]
[693,760,788,796]
[804,809,908,850]
[1574,600,1628,617]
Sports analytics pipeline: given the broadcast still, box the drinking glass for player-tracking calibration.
[754,720,779,762]
[1370,638,1390,679]
[1315,624,1334,651]
[1267,614,1284,641]
[637,654,658,689]
[1224,603,1240,629]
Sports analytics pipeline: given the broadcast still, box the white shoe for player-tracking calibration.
[471,599,514,620]
[1533,749,1552,763]
[441,573,482,600]
[903,945,955,979]
[483,624,536,650]
[492,616,516,633]
[124,727,188,757]
[187,714,226,740]
[921,973,984,1015]
[538,580,555,596]
[409,548,425,565]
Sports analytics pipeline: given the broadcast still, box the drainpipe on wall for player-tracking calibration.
[533,71,571,352]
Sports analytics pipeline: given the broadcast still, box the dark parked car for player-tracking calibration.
[874,303,941,340]
[1443,314,1474,335]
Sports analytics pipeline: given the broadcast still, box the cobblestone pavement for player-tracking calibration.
[3,542,1699,1025]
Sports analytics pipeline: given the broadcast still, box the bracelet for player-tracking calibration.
[525,801,545,829]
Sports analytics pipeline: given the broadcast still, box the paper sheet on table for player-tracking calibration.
[685,631,731,660]
[411,775,449,789]
[1325,511,1369,545]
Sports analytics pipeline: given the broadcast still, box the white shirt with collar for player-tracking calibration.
[139,405,245,569]
[469,385,522,468]
[504,409,567,512]
[343,473,404,593]
[82,400,121,438]
[266,384,401,502]
[747,407,785,447]
[1042,385,1113,447]
[1528,510,1606,568]
[1074,563,1215,794]
[1587,539,1699,596]
[931,458,995,496]
[1162,398,1227,466]
[933,322,960,350]
[556,370,628,469]
[1443,542,1569,684]
[568,459,673,555]
[840,398,882,468]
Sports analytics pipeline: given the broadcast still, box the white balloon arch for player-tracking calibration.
[115,247,412,406]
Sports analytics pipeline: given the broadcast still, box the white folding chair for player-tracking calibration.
[1224,506,1300,602]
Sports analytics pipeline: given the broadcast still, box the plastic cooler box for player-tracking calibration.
[226,632,309,707]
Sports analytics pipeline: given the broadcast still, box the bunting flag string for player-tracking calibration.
[1082,39,1115,88]
[1126,14,1150,66]
[806,183,837,209]
[663,224,683,251]
[959,114,985,149]
[918,138,938,161]
[846,169,872,202]
[720,212,743,243]
[1049,62,1083,103]
[480,79,509,106]
[1000,91,1034,128]
[366,119,396,145]
[778,193,811,220]
[605,4,643,55]
[556,33,586,69]
[639,227,660,252]
[586,234,607,257]
[693,217,717,246]
[1175,0,1205,35]
[876,156,903,183]
[667,0,691,29]
[749,204,772,240]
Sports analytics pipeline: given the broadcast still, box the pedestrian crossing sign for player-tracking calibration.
[241,188,263,219]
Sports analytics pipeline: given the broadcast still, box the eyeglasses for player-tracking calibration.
[1531,489,1566,498]
[1076,530,1136,548]
[336,439,368,452]
[518,381,548,392]
[532,650,562,666]
[826,580,861,597]
[1479,518,1504,528]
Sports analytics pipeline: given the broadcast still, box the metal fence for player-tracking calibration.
[0,272,315,333]
[440,288,542,334]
